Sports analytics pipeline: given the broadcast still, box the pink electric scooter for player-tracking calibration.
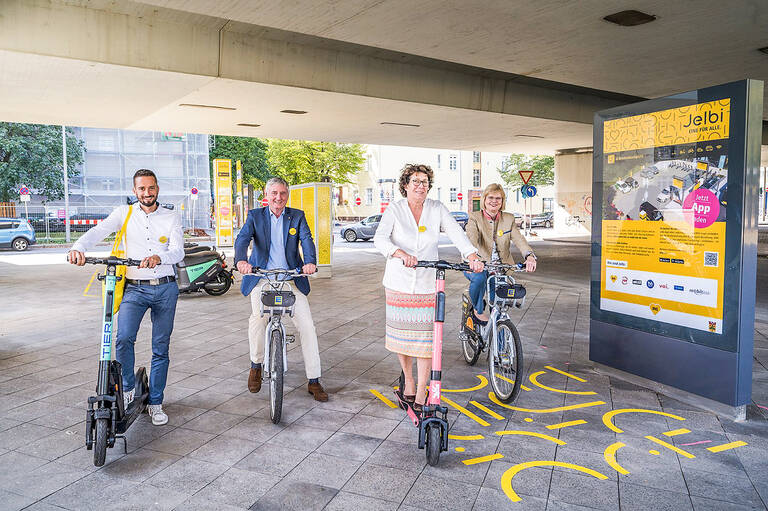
[394,259,469,466]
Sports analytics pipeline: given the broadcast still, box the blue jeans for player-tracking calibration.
[116,281,179,405]
[464,271,495,315]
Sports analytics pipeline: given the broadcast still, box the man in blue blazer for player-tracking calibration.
[235,177,328,401]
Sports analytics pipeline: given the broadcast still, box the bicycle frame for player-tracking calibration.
[482,272,526,352]
[259,279,294,377]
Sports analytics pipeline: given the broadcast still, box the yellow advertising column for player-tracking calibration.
[213,159,233,247]
[287,182,333,278]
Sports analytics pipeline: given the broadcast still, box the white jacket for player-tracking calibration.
[373,198,478,294]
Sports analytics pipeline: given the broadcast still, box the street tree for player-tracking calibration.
[209,135,269,191]
[498,153,555,191]
[266,139,365,185]
[0,122,84,202]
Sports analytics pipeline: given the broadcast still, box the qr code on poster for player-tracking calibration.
[704,252,719,267]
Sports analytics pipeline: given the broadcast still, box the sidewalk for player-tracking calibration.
[0,243,766,510]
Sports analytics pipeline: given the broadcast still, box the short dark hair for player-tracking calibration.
[133,168,158,185]
[398,164,434,197]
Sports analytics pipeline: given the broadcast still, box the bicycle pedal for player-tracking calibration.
[285,334,296,344]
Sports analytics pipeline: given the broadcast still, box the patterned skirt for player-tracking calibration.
[385,288,435,358]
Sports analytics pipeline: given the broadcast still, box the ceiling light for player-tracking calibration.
[603,10,656,26]
[758,46,768,55]
[380,122,420,128]
[280,109,307,114]
[179,103,237,111]
[237,123,261,128]
[515,134,544,139]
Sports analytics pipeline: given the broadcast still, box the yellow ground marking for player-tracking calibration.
[649,450,660,455]
[489,392,606,413]
[707,441,748,453]
[463,453,504,465]
[501,461,608,502]
[455,447,465,452]
[369,389,397,409]
[524,418,534,422]
[448,434,485,440]
[603,442,630,475]
[545,365,587,382]
[528,371,597,396]
[442,396,490,427]
[645,436,696,458]
[470,401,505,420]
[546,419,587,430]
[602,409,686,433]
[495,430,566,446]
[494,374,532,392]
[663,428,691,437]
[442,374,489,393]
[83,271,99,296]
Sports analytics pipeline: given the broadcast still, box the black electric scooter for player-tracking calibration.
[175,243,233,296]
[80,256,149,467]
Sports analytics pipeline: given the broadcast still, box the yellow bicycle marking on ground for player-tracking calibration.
[528,370,597,395]
[495,430,566,445]
[645,436,695,458]
[442,374,489,393]
[489,392,606,413]
[663,428,691,437]
[495,374,532,391]
[546,419,587,430]
[83,271,99,296]
[369,389,397,408]
[470,401,505,420]
[707,440,748,453]
[462,453,504,465]
[602,409,686,433]
[603,442,630,475]
[545,365,587,382]
[442,396,490,427]
[501,461,608,502]
[448,434,485,440]
[649,449,660,455]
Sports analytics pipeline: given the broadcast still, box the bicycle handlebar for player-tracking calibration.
[248,267,303,277]
[82,256,142,266]
[485,261,527,272]
[415,260,471,271]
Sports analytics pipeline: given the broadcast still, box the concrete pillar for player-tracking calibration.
[554,149,593,234]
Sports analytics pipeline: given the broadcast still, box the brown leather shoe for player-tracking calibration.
[308,381,328,402]
[248,367,262,393]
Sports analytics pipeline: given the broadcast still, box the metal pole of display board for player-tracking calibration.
[62,125,70,243]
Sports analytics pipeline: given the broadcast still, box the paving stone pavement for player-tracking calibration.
[0,241,767,510]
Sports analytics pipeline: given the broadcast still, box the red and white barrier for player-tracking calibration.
[69,219,104,225]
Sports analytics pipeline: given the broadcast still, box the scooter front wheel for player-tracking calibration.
[269,329,284,424]
[426,423,441,466]
[93,418,108,467]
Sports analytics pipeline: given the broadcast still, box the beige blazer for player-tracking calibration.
[465,210,533,265]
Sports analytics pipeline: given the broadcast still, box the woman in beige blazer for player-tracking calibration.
[465,183,537,321]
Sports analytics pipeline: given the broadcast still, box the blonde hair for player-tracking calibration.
[481,183,506,211]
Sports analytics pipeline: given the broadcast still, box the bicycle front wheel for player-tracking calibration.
[269,329,284,424]
[489,319,523,403]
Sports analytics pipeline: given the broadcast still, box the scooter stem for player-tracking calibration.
[428,268,446,406]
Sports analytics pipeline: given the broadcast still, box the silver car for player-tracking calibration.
[341,214,381,242]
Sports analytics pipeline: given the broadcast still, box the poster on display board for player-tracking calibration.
[590,79,762,409]
[213,159,233,247]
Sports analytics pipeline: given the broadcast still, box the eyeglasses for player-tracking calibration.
[486,196,503,202]
[410,179,430,188]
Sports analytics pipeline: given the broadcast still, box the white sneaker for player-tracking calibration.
[123,389,135,410]
[147,404,168,426]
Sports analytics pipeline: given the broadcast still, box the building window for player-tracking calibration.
[450,188,457,202]
[366,188,373,205]
[473,151,481,163]
[449,155,457,171]
[543,198,553,212]
[473,168,481,188]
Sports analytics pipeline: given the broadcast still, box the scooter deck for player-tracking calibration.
[115,367,149,434]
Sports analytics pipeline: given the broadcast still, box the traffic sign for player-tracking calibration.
[191,187,198,195]
[518,170,534,184]
[457,192,463,201]
[525,185,537,198]
[20,194,30,202]
[57,209,66,219]
[261,198,269,206]
[19,185,30,195]
[355,197,362,206]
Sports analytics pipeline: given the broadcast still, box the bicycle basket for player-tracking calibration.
[495,282,526,301]
[261,290,296,308]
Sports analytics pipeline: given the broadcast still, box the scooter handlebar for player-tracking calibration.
[415,260,471,272]
[82,256,142,266]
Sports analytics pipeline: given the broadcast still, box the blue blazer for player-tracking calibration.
[234,206,317,296]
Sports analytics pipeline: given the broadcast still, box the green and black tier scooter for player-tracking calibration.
[175,243,233,296]
[81,256,149,467]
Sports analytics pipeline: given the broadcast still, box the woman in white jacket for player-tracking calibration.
[374,164,483,413]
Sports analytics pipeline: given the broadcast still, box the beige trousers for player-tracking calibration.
[248,281,322,379]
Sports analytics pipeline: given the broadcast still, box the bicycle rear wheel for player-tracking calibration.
[269,329,284,424]
[488,319,523,403]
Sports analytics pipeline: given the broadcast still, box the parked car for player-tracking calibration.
[615,180,632,193]
[449,211,469,229]
[512,212,524,227]
[656,188,671,204]
[341,214,381,242]
[639,201,663,221]
[625,176,639,189]
[27,213,65,232]
[529,211,554,228]
[0,218,36,251]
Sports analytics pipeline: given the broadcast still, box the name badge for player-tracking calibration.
[418,226,426,233]
[158,236,168,243]
[497,229,504,237]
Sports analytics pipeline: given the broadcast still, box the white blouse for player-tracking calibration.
[374,198,479,294]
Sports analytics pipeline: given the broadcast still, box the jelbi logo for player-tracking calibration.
[649,303,661,315]
[610,275,617,283]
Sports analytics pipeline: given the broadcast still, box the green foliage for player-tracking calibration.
[498,154,555,191]
[0,123,84,202]
[209,135,269,191]
[266,139,365,185]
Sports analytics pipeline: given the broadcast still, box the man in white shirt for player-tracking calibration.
[68,169,184,425]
